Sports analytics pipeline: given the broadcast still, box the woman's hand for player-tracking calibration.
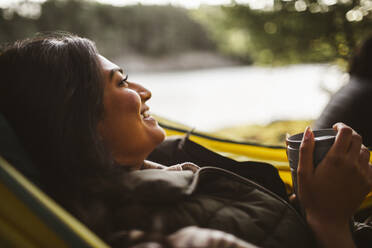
[297,123,372,247]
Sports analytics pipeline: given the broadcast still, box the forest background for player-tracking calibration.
[2,0,372,66]
[1,0,372,145]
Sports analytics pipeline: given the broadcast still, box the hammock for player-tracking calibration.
[0,156,109,248]
[0,113,108,247]
[157,119,372,210]
[0,114,371,247]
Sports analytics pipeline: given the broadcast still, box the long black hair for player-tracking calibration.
[0,32,129,238]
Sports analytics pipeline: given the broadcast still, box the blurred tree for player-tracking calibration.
[0,0,216,59]
[195,0,372,65]
[2,0,370,65]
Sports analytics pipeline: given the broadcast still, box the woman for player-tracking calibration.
[315,36,372,147]
[0,33,371,248]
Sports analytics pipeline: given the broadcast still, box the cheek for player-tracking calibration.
[106,90,141,117]
[101,90,141,143]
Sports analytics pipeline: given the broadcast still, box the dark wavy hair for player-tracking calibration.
[0,33,129,239]
[349,35,372,80]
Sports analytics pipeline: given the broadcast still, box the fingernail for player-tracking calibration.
[303,126,312,142]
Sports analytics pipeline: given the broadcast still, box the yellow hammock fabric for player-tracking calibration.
[0,156,109,248]
[1,115,371,248]
[157,119,372,210]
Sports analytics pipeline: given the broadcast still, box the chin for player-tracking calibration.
[153,126,166,144]
[143,128,166,159]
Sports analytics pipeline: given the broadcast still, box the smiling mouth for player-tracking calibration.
[141,110,150,119]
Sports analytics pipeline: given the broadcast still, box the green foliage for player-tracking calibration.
[191,6,253,64]
[0,0,215,58]
[194,0,372,65]
[213,119,313,146]
[2,0,372,65]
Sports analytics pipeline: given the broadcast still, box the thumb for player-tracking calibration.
[298,126,315,183]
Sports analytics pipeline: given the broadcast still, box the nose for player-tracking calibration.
[131,82,152,102]
[139,88,151,102]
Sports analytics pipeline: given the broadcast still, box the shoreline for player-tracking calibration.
[112,51,242,73]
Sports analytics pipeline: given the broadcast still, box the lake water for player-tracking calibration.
[131,64,346,131]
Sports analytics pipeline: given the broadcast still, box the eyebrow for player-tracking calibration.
[109,68,124,82]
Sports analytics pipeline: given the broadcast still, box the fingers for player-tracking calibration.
[366,165,372,189]
[332,123,364,166]
[298,126,315,182]
[358,146,371,185]
[331,123,353,154]
[358,145,370,169]
[348,131,363,162]
[289,194,296,203]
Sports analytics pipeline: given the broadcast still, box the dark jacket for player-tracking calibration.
[116,167,316,248]
[315,77,372,147]
[109,136,316,248]
[145,136,372,248]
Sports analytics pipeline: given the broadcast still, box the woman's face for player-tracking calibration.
[98,55,166,170]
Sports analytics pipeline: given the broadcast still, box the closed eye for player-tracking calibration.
[118,74,129,87]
